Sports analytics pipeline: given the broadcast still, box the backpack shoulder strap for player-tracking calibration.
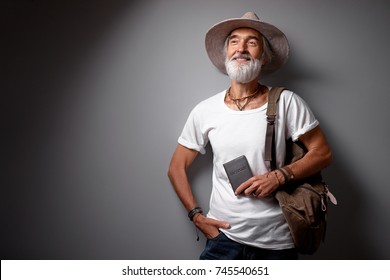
[265,87,285,170]
[266,87,285,117]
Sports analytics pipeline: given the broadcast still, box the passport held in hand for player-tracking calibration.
[223,155,253,191]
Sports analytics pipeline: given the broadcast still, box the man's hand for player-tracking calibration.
[235,172,280,198]
[193,214,230,239]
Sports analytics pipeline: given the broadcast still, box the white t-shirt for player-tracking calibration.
[178,88,319,249]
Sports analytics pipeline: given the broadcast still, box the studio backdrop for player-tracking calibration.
[2,0,390,259]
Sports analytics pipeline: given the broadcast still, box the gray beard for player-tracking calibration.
[225,56,262,83]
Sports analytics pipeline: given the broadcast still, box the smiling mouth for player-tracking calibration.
[233,57,251,64]
[232,54,252,62]
[234,57,251,61]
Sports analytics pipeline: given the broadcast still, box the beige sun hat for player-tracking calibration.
[205,12,289,76]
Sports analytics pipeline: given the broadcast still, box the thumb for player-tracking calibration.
[211,218,230,229]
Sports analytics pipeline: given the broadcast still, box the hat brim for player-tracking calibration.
[205,17,289,76]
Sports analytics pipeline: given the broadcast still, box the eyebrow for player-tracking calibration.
[228,34,260,41]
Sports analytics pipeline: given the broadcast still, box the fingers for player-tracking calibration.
[212,219,231,229]
[235,177,261,196]
[234,177,255,195]
[194,215,230,230]
[234,174,276,198]
[194,215,231,239]
[252,187,268,198]
[205,216,230,229]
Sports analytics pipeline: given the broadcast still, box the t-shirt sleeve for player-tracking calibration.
[178,105,208,154]
[285,92,319,141]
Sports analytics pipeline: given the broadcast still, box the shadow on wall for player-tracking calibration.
[307,157,377,259]
[305,116,387,259]
[1,0,138,260]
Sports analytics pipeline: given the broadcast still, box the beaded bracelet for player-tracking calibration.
[188,207,203,221]
[273,171,281,187]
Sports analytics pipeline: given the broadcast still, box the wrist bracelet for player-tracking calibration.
[283,166,295,181]
[273,171,281,187]
[277,168,289,184]
[188,207,203,221]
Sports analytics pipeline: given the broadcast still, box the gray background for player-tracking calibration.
[2,0,390,259]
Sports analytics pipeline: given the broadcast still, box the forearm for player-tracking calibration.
[283,126,332,182]
[167,144,201,212]
[284,146,332,181]
[168,145,230,238]
[168,166,199,212]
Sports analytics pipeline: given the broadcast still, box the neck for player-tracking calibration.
[229,80,260,99]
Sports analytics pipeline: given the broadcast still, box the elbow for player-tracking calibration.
[167,164,175,182]
[323,148,333,169]
[167,161,180,183]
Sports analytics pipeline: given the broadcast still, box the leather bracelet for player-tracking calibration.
[188,207,203,221]
[283,166,295,181]
[277,168,289,184]
[273,171,281,187]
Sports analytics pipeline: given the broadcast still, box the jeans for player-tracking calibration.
[200,232,298,260]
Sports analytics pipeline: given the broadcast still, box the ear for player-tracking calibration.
[261,57,268,66]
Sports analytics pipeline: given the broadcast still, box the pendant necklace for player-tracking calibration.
[227,84,262,111]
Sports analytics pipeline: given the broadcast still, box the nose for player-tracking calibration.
[236,41,248,53]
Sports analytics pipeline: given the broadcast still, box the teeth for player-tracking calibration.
[234,56,250,60]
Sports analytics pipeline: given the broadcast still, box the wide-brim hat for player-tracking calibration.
[205,12,289,76]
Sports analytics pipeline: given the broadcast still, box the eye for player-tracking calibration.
[247,39,258,46]
[229,39,239,45]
